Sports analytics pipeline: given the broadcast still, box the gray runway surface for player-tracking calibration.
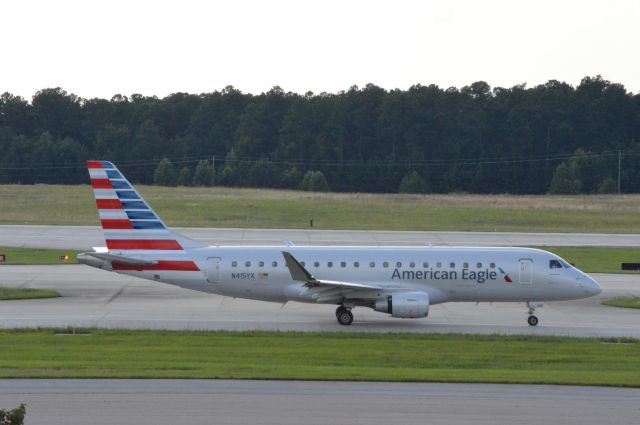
[2,225,640,249]
[1,265,638,337]
[1,379,638,425]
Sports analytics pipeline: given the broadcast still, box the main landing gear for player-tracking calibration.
[527,301,543,326]
[336,305,353,326]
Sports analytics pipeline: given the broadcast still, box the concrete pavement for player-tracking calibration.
[0,265,638,337]
[1,379,638,425]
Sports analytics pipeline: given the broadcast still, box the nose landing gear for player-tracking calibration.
[527,301,543,326]
[336,305,353,325]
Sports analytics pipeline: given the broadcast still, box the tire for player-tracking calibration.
[335,306,345,318]
[527,315,539,326]
[337,309,354,325]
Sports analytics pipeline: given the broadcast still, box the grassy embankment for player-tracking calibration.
[0,246,81,265]
[0,288,59,301]
[602,297,640,309]
[0,330,638,387]
[534,246,640,274]
[2,184,640,233]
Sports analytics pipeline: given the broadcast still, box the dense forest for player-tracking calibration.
[1,75,639,194]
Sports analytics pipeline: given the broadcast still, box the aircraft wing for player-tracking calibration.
[282,251,384,303]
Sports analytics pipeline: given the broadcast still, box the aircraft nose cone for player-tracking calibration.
[583,275,602,296]
[591,278,603,296]
[575,272,601,298]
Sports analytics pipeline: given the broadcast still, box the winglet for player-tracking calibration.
[282,251,315,282]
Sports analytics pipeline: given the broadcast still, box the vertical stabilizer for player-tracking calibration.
[86,160,203,252]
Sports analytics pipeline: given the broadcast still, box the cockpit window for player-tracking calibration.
[549,259,563,269]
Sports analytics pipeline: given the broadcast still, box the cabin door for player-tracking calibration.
[518,259,533,285]
[206,257,221,283]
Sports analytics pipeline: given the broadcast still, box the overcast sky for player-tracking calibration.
[1,0,639,99]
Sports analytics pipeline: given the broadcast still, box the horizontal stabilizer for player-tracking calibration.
[80,252,158,267]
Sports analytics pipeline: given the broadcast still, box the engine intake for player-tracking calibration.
[374,292,429,318]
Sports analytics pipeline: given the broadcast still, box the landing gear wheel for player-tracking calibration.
[337,309,354,326]
[527,315,539,326]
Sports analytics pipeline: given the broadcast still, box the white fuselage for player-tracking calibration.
[109,246,601,306]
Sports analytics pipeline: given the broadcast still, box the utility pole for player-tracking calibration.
[617,150,621,194]
[212,155,215,187]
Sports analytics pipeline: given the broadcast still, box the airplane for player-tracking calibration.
[78,160,602,326]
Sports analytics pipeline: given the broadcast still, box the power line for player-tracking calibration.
[0,149,630,171]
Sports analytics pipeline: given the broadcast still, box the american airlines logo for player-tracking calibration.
[391,267,499,284]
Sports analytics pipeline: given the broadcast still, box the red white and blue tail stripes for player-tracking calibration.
[87,160,203,272]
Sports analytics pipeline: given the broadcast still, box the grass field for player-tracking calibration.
[536,247,640,274]
[2,184,640,232]
[0,287,59,300]
[0,246,81,265]
[602,297,640,309]
[0,330,638,387]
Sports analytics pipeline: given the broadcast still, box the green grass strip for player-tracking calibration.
[602,297,640,309]
[0,330,639,387]
[0,246,81,265]
[531,246,640,274]
[0,287,60,301]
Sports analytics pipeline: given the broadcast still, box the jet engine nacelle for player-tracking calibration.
[374,292,429,318]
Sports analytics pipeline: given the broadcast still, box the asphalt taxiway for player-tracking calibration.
[2,225,640,249]
[1,265,638,337]
[1,379,638,425]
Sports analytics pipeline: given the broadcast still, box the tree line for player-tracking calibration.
[1,75,639,194]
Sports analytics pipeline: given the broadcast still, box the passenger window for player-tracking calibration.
[436,262,442,268]
[245,261,251,267]
[301,261,306,267]
[369,261,375,268]
[396,262,402,268]
[450,262,455,268]
[272,261,278,267]
[477,262,482,268]
[383,261,389,268]
[490,263,496,269]
[549,260,563,269]
[354,261,360,268]
[341,261,346,268]
[258,261,264,267]
[409,262,415,268]
[328,261,333,268]
[232,261,238,267]
[423,262,429,268]
[314,261,320,267]
[463,262,469,269]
